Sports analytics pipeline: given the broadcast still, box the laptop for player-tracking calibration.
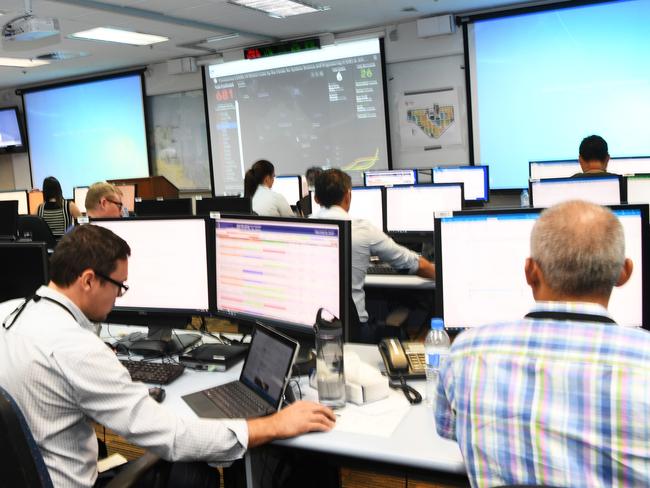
[182,324,299,419]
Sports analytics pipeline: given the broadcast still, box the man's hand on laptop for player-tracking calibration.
[247,401,336,447]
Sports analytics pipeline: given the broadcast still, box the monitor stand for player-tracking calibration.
[118,327,201,357]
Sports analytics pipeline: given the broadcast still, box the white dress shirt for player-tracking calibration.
[252,184,294,217]
[314,205,419,322]
[0,286,247,488]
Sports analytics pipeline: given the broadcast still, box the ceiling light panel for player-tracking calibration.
[228,0,329,18]
[0,57,50,68]
[69,27,168,46]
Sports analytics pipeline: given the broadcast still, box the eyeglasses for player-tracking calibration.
[94,270,129,297]
[105,198,123,210]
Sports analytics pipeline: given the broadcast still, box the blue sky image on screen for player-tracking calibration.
[0,109,22,148]
[472,0,650,189]
[25,74,149,197]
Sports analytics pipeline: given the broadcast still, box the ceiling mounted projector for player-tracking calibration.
[2,15,60,42]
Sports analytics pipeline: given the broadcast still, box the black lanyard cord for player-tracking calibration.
[3,294,77,331]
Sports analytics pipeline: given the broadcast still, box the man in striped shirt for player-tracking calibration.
[435,200,650,488]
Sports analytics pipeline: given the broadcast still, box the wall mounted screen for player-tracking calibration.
[468,0,650,189]
[23,73,149,198]
[0,107,25,152]
[205,38,389,195]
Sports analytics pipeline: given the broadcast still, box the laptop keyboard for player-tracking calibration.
[203,381,272,418]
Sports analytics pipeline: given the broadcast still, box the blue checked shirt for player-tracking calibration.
[435,301,650,488]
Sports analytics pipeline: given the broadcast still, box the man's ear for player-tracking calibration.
[79,269,95,292]
[615,258,633,287]
[525,257,540,288]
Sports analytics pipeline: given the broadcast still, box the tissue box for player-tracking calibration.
[345,378,389,405]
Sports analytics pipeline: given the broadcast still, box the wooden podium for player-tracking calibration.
[108,176,178,199]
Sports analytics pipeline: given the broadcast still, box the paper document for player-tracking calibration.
[333,389,411,438]
[97,453,128,473]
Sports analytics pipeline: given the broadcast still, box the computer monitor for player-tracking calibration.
[349,186,384,230]
[92,217,214,354]
[74,186,89,214]
[213,214,351,343]
[310,192,321,216]
[0,107,26,153]
[195,196,252,216]
[273,175,302,207]
[529,160,581,180]
[529,176,622,208]
[0,242,49,302]
[626,174,650,209]
[0,190,28,215]
[435,205,648,330]
[364,169,417,187]
[134,198,192,217]
[115,184,136,213]
[432,165,489,202]
[28,190,44,214]
[0,200,18,240]
[384,183,464,239]
[608,157,650,175]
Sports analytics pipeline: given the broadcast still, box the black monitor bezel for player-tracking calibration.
[91,215,216,323]
[0,189,29,215]
[0,241,49,302]
[212,213,352,343]
[350,185,385,231]
[435,204,650,331]
[195,196,252,216]
[529,175,625,208]
[134,198,193,217]
[364,168,418,187]
[0,106,27,154]
[431,164,490,202]
[0,200,19,240]
[274,174,303,206]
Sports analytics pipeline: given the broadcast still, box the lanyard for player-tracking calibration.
[2,294,77,330]
[524,310,616,325]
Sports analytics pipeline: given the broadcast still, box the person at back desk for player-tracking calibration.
[0,225,335,488]
[244,159,294,217]
[36,176,82,237]
[572,134,614,177]
[435,200,650,487]
[313,168,435,343]
[85,181,125,218]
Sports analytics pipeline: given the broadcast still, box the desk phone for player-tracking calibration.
[379,338,425,379]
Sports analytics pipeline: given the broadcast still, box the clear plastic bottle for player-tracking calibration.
[424,318,450,407]
[520,189,530,208]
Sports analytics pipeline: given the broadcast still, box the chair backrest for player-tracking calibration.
[16,215,58,250]
[0,386,53,488]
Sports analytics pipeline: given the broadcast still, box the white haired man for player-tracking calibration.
[435,200,650,487]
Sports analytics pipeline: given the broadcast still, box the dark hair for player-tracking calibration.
[42,176,64,208]
[315,168,352,208]
[244,160,275,198]
[49,225,131,287]
[579,135,609,163]
[305,166,323,187]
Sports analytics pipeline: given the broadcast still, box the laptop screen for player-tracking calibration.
[240,326,297,407]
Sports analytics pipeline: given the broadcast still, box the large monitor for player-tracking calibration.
[435,206,648,330]
[384,183,464,238]
[609,156,650,175]
[92,217,214,354]
[432,165,489,202]
[273,175,302,207]
[0,200,18,240]
[195,196,252,216]
[529,160,581,180]
[0,107,26,153]
[626,174,650,208]
[529,176,622,208]
[349,186,384,230]
[213,215,351,342]
[0,190,28,215]
[74,186,89,214]
[364,169,417,187]
[0,242,49,302]
[134,198,192,217]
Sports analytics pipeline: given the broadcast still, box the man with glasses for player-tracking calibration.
[85,181,126,218]
[0,225,336,487]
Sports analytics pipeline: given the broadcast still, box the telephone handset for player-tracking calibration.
[378,338,426,379]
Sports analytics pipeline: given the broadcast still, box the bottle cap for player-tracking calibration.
[430,318,444,330]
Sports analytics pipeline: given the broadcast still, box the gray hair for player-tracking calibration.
[530,200,625,296]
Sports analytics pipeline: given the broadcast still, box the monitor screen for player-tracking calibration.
[349,186,384,230]
[74,186,89,214]
[608,157,650,175]
[626,175,650,207]
[529,160,581,180]
[385,183,464,233]
[115,184,136,213]
[92,218,212,313]
[195,196,252,216]
[530,176,622,208]
[0,107,25,152]
[364,169,417,187]
[273,175,302,207]
[435,206,647,329]
[214,215,350,338]
[28,190,44,214]
[0,190,28,215]
[0,242,49,302]
[432,165,489,201]
[0,200,18,239]
[134,198,192,217]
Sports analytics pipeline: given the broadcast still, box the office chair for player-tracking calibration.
[16,215,58,250]
[0,386,165,488]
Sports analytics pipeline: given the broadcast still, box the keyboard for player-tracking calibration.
[120,360,185,385]
[367,263,410,275]
[202,381,274,418]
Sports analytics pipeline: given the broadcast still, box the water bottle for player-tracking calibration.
[520,189,530,208]
[424,318,450,407]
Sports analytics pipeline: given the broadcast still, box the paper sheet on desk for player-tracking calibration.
[333,389,411,438]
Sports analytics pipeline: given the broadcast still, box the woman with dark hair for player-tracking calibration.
[36,176,81,237]
[244,160,294,217]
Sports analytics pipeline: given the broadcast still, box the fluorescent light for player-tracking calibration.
[69,27,168,46]
[0,57,50,68]
[228,0,329,18]
[205,33,240,43]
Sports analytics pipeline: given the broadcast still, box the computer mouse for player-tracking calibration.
[148,387,166,403]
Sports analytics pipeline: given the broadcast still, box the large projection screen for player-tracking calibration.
[205,38,390,195]
[467,0,650,189]
[24,72,150,198]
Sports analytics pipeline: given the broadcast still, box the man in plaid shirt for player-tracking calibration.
[435,200,650,488]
